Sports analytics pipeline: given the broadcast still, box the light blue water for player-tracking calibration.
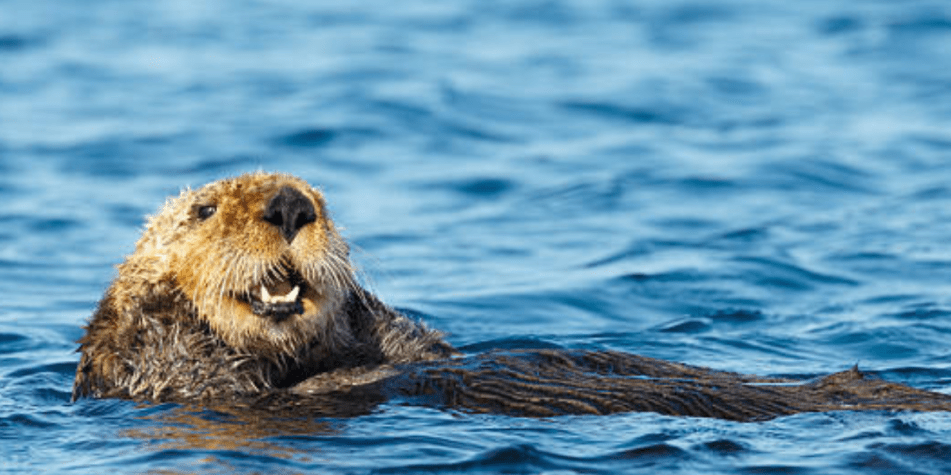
[3,0,951,473]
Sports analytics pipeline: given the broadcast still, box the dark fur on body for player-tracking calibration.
[382,349,951,421]
[73,286,448,401]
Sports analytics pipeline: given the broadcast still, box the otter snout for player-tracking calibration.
[263,186,317,244]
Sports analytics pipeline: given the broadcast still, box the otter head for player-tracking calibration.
[125,172,355,357]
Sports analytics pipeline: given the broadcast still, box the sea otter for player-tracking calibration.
[73,172,951,421]
[72,172,452,401]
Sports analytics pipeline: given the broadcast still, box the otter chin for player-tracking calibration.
[72,172,451,402]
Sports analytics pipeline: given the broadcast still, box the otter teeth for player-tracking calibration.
[260,284,300,304]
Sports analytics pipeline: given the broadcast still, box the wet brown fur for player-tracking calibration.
[74,172,951,421]
[73,172,451,401]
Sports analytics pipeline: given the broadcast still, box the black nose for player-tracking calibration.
[263,186,317,244]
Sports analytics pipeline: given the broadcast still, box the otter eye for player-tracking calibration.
[197,205,217,221]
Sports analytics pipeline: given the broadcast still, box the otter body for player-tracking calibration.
[73,173,449,401]
[74,172,951,421]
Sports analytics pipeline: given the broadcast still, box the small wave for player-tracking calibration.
[276,126,383,149]
[0,413,60,430]
[731,256,860,290]
[560,100,682,125]
[6,361,77,379]
[0,34,33,52]
[457,337,563,353]
[0,332,29,353]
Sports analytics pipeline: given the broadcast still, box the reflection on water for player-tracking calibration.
[127,404,332,457]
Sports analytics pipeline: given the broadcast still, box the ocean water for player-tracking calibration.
[3,0,951,473]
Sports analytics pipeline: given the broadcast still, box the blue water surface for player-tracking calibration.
[3,0,951,473]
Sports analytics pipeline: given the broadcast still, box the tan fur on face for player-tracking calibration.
[119,172,355,356]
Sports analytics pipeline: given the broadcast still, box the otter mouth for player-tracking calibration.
[238,268,309,322]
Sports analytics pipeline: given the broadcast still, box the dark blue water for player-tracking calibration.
[4,0,951,473]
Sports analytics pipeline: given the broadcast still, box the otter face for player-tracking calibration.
[135,173,355,355]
